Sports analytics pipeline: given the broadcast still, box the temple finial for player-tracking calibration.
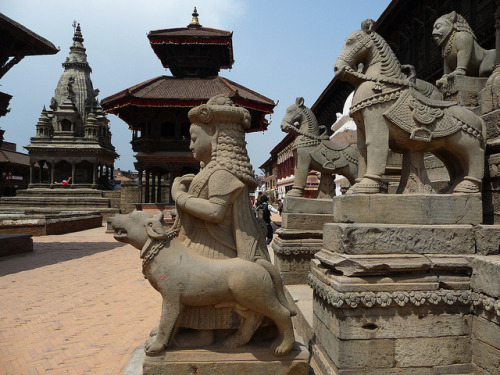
[72,22,83,44]
[189,7,201,27]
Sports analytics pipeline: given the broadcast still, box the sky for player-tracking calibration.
[1,0,391,173]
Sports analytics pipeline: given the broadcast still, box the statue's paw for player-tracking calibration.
[453,178,480,194]
[351,177,381,194]
[144,337,166,356]
[271,339,294,356]
[223,335,246,349]
[149,325,159,337]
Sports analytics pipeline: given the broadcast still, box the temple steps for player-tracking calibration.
[0,189,121,221]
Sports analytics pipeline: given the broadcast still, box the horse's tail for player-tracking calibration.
[255,258,297,316]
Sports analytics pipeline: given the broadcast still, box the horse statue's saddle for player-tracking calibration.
[310,141,357,172]
[320,140,351,151]
[384,88,481,142]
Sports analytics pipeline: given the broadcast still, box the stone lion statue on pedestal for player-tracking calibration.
[433,11,496,87]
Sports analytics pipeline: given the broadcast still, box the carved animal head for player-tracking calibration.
[432,11,475,46]
[334,19,376,78]
[110,211,169,250]
[335,19,404,83]
[280,97,305,133]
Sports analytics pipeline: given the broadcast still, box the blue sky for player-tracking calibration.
[1,0,391,173]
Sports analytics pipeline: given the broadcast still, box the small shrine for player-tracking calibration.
[25,23,118,189]
[101,8,275,206]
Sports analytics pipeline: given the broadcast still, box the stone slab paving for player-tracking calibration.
[0,226,160,375]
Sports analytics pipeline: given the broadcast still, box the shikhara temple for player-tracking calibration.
[25,23,118,189]
[101,8,275,205]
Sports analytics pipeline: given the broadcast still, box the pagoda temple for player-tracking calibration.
[25,23,118,189]
[101,8,275,205]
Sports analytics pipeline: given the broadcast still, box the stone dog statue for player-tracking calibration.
[433,11,496,88]
[110,211,296,356]
[111,95,296,357]
[281,97,358,198]
[334,19,485,194]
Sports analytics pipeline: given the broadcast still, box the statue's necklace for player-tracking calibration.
[442,32,455,59]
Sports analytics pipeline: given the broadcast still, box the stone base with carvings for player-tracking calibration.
[142,342,310,375]
[272,196,333,284]
[309,194,500,374]
[442,75,488,108]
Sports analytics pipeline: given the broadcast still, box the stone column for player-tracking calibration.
[71,163,75,186]
[38,161,44,184]
[145,169,150,203]
[92,163,97,186]
[151,171,156,204]
[29,163,33,187]
[138,169,143,203]
[156,173,162,203]
[50,163,55,187]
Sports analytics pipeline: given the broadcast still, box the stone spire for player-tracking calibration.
[51,22,97,135]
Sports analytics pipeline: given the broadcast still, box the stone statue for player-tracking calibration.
[334,19,485,194]
[280,97,358,197]
[433,11,496,88]
[111,94,295,357]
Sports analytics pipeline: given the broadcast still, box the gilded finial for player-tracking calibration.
[189,7,201,27]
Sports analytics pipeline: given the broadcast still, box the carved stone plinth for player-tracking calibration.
[142,342,310,375]
[272,197,333,284]
[310,194,500,374]
[441,75,488,108]
[332,193,482,225]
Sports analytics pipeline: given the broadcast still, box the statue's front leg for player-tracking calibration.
[288,148,311,197]
[352,113,388,194]
[145,297,183,355]
[356,126,367,181]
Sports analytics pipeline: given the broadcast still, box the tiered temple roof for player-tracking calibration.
[102,8,275,133]
[103,75,275,132]
[100,8,275,205]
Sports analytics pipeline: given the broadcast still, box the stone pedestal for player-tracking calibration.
[441,75,488,109]
[309,194,500,374]
[142,342,310,375]
[272,196,333,284]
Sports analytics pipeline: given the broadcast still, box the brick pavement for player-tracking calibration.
[0,213,284,375]
[0,226,160,375]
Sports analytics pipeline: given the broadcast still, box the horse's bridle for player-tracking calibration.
[336,32,373,68]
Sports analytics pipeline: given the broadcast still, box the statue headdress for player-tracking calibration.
[188,95,256,189]
[188,94,251,129]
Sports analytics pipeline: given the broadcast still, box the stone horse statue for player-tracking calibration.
[334,19,485,194]
[281,97,358,198]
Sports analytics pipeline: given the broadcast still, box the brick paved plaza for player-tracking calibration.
[0,226,160,374]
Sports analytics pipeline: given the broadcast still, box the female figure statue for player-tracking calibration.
[169,94,278,347]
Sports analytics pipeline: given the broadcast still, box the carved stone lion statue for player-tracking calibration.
[433,11,496,87]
